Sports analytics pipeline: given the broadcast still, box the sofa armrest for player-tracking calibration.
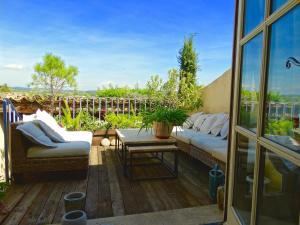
[10,122,31,164]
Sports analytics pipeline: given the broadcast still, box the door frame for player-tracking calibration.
[225,1,300,225]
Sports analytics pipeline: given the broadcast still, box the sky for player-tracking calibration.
[0,0,235,90]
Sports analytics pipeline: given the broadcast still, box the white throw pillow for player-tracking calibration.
[199,114,218,134]
[189,112,203,123]
[182,119,194,129]
[34,120,66,143]
[193,114,209,131]
[22,114,37,122]
[16,122,57,147]
[210,114,229,136]
[36,110,65,136]
[220,120,229,139]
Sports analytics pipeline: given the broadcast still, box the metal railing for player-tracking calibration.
[2,98,22,182]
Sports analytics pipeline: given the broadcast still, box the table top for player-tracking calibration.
[116,128,176,145]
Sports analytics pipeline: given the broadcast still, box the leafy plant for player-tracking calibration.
[80,111,110,132]
[61,100,82,131]
[266,119,293,136]
[140,107,188,130]
[105,113,142,129]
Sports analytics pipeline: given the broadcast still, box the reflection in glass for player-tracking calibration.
[257,149,300,225]
[239,33,263,132]
[264,6,300,153]
[271,0,288,13]
[233,134,256,225]
[243,0,265,36]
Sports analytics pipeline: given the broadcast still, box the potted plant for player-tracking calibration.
[140,107,188,139]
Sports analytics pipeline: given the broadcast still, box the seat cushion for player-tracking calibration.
[171,127,198,144]
[191,134,228,154]
[27,141,91,158]
[61,131,93,145]
[211,147,228,162]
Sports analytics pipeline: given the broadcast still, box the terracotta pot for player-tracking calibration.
[153,122,173,139]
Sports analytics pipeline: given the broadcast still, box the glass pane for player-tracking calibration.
[233,134,256,225]
[264,6,300,153]
[244,0,265,36]
[257,149,300,225]
[271,0,288,13]
[239,33,263,132]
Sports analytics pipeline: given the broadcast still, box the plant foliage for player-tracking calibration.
[140,107,188,130]
[105,113,142,129]
[60,100,82,131]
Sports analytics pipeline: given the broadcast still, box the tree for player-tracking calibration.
[30,53,78,111]
[0,84,12,93]
[177,34,198,92]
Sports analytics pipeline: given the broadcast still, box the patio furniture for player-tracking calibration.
[126,145,178,180]
[115,129,178,180]
[10,122,92,182]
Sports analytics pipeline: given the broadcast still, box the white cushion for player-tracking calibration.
[17,122,56,147]
[34,120,66,143]
[61,131,93,145]
[193,114,209,131]
[182,119,194,129]
[171,128,198,144]
[220,120,229,139]
[22,114,37,122]
[210,114,229,136]
[27,141,90,158]
[211,147,228,162]
[36,109,65,136]
[199,114,218,134]
[191,134,227,153]
[189,112,203,123]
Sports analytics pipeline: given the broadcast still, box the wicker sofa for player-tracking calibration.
[171,115,228,171]
[10,122,92,182]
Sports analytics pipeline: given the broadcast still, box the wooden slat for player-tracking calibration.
[85,146,99,218]
[19,182,55,225]
[36,182,66,224]
[3,183,43,225]
[105,149,125,216]
[0,184,31,223]
[97,147,113,218]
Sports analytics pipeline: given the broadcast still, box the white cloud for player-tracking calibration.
[3,64,24,70]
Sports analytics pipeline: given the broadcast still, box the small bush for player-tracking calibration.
[105,113,142,129]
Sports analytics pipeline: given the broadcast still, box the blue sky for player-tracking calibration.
[0,0,234,90]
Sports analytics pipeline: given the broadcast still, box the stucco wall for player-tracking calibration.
[202,69,232,114]
[0,113,5,180]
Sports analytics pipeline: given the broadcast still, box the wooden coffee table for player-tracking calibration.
[115,129,178,180]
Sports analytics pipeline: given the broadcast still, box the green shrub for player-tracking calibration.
[105,113,142,129]
[80,111,110,132]
[266,118,293,136]
[60,100,82,131]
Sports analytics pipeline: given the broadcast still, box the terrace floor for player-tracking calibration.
[0,146,215,225]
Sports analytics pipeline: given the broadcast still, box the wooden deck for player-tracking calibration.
[0,146,212,225]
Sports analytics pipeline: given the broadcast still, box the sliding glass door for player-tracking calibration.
[227,1,300,225]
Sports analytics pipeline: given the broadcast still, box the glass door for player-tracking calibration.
[227,1,300,225]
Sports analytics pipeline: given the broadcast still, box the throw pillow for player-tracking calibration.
[210,114,229,136]
[182,118,194,129]
[16,122,57,147]
[36,109,65,136]
[193,114,209,131]
[189,112,203,123]
[220,120,229,139]
[34,120,66,143]
[22,114,37,122]
[199,114,218,134]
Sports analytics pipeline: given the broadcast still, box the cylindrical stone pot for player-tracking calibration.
[64,192,86,212]
[62,210,87,225]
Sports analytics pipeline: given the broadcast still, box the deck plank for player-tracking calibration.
[19,182,55,225]
[36,181,66,224]
[3,183,43,225]
[97,147,113,218]
[85,146,99,218]
[2,146,212,224]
